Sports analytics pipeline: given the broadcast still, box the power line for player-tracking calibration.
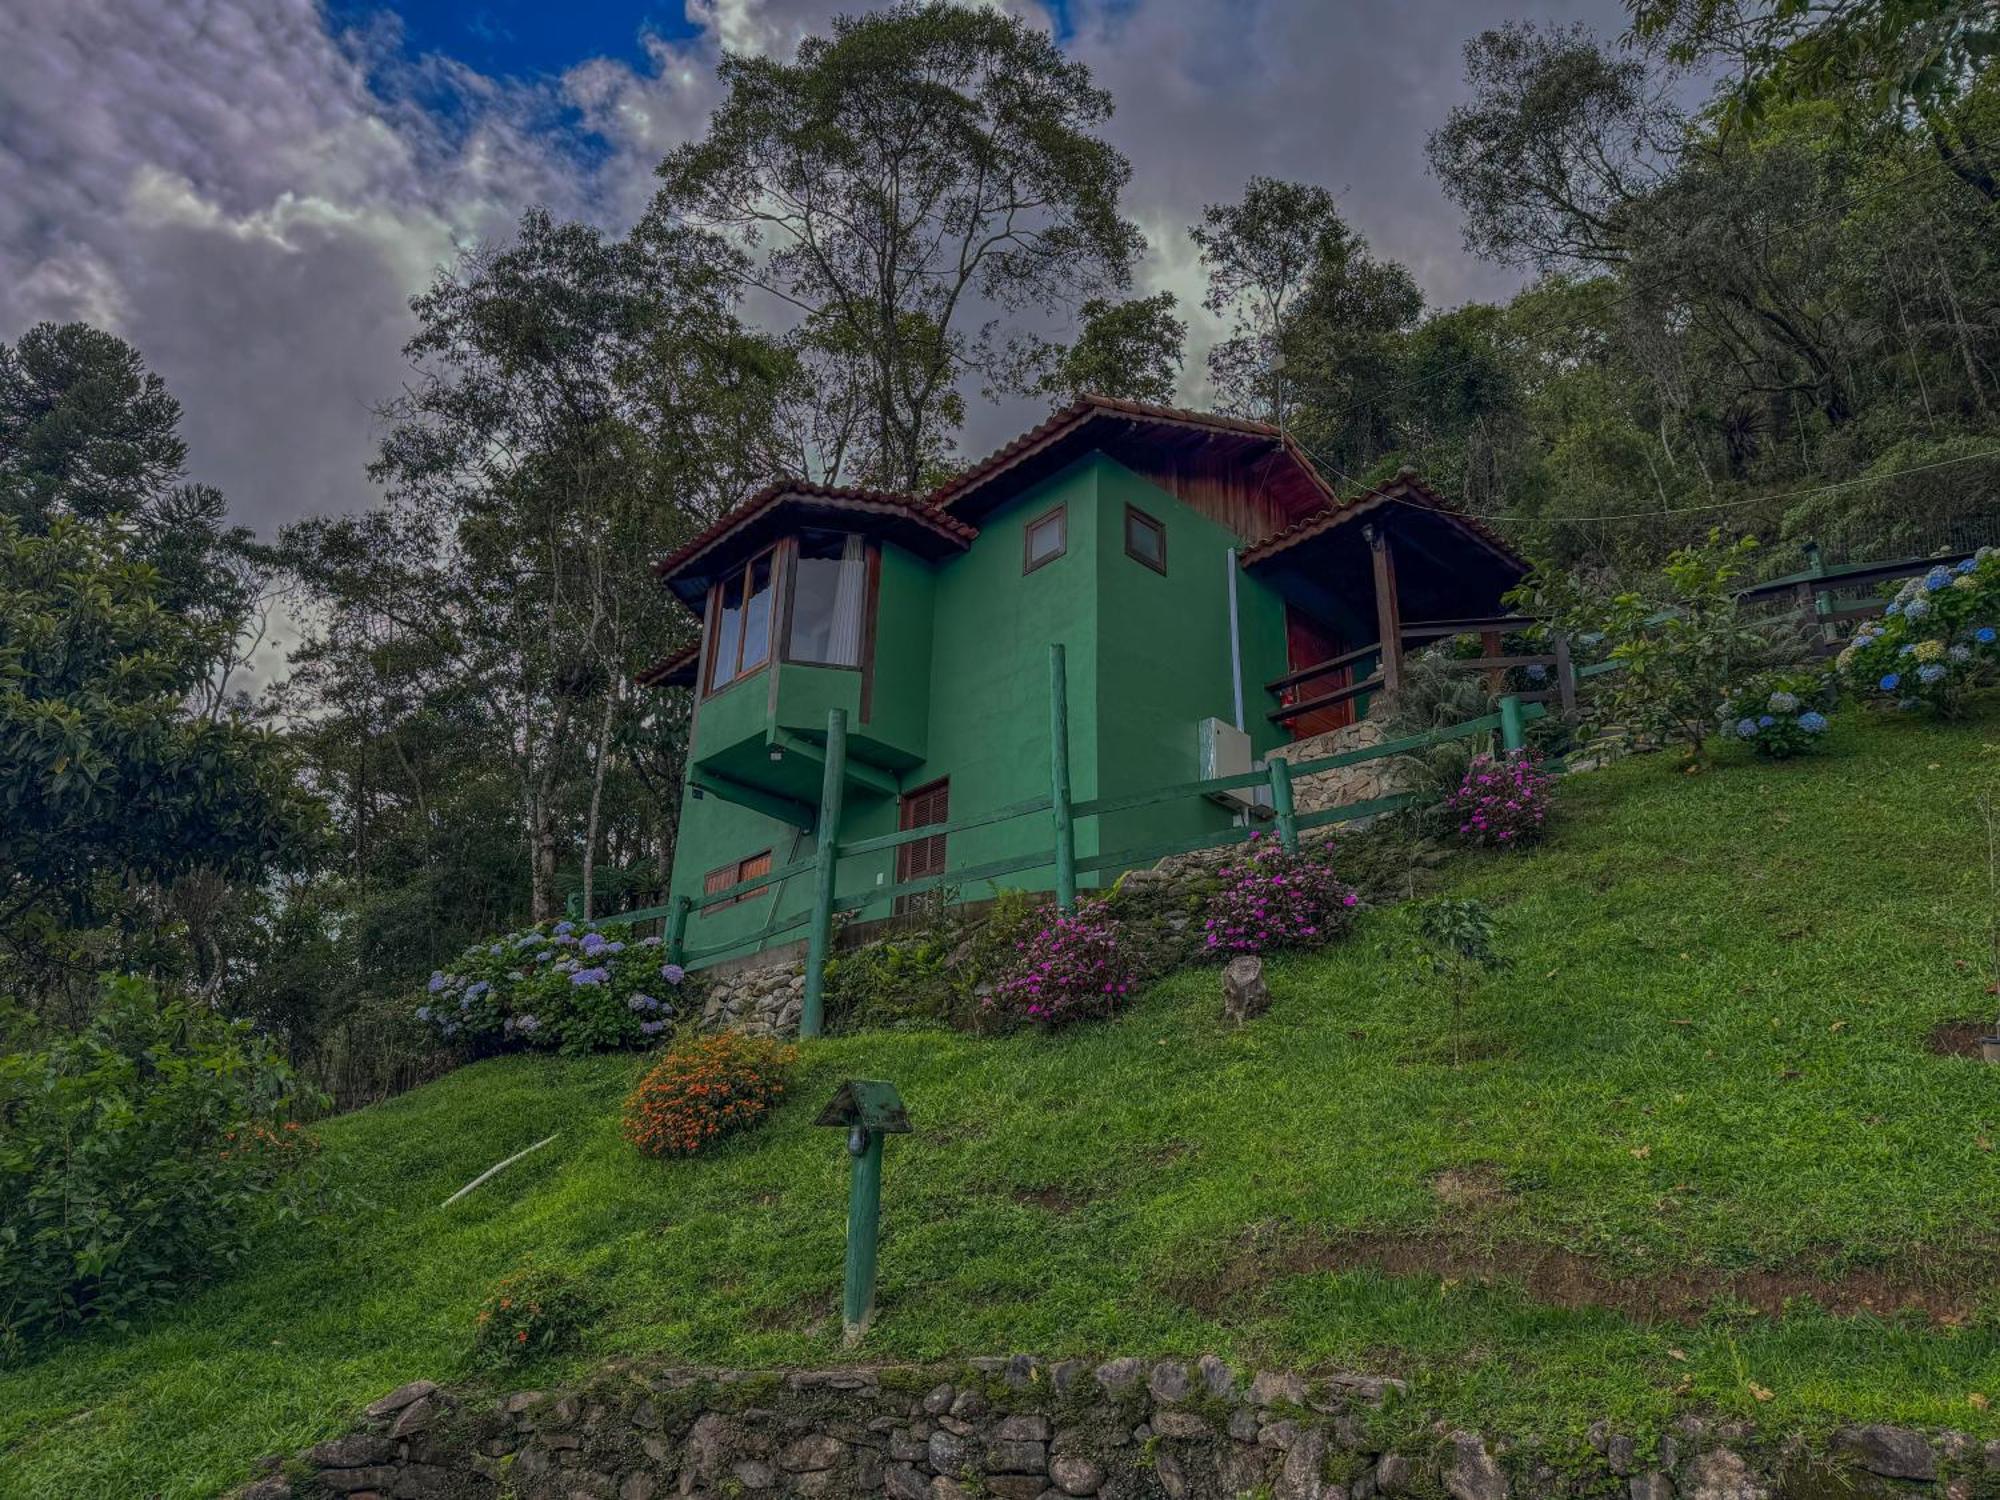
[1308,443,2000,528]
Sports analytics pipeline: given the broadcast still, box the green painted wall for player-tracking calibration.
[1089,457,1289,859]
[664,448,1348,969]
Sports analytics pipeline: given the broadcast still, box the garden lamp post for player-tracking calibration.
[813,1079,911,1343]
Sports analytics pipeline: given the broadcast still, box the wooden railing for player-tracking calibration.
[606,649,1545,1035]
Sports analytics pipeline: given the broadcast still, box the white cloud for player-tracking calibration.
[0,0,1645,540]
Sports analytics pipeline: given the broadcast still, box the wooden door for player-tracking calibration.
[895,778,950,913]
[1283,607,1355,739]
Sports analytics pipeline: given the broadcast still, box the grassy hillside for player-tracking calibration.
[7,713,2000,1499]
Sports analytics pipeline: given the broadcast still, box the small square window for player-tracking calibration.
[701,849,772,915]
[1023,504,1067,573]
[1124,505,1166,574]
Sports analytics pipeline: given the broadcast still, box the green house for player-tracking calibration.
[644,396,1525,972]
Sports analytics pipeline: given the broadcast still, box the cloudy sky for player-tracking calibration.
[0,0,1643,546]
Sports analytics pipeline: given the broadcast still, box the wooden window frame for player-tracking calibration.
[1124,503,1167,575]
[778,532,879,675]
[894,777,950,914]
[702,545,778,698]
[1022,503,1067,575]
[700,848,773,916]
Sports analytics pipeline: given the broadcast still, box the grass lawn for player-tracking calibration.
[7,713,2000,1498]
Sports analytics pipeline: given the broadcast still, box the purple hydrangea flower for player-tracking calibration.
[659,963,686,984]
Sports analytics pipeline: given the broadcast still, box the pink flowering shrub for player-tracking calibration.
[1203,834,1360,956]
[987,902,1141,1031]
[1446,752,1554,849]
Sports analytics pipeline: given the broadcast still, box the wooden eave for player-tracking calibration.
[1238,473,1526,575]
[652,483,978,611]
[930,394,1336,535]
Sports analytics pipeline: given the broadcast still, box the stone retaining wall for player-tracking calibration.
[1268,720,1419,816]
[238,1355,1998,1500]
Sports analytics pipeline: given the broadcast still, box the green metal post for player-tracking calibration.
[666,895,691,968]
[802,707,846,1040]
[1499,693,1527,754]
[842,1126,884,1342]
[1048,645,1077,915]
[1268,756,1299,854]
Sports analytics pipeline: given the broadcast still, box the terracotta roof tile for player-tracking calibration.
[651,480,976,583]
[929,394,1283,512]
[1238,471,1525,571]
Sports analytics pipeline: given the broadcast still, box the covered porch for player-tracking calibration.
[1240,472,1541,737]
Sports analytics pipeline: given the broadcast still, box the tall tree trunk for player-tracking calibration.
[580,686,617,921]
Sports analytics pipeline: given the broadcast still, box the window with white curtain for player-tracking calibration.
[787,531,868,668]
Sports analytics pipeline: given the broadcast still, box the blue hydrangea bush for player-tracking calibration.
[1837,551,2000,717]
[415,919,685,1055]
[1716,671,1834,759]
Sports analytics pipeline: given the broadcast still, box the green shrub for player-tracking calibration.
[414,919,688,1055]
[0,978,327,1351]
[1515,530,1795,766]
[470,1262,599,1367]
[1718,670,1835,757]
[1836,552,2000,717]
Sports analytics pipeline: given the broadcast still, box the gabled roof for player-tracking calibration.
[652,481,977,610]
[930,394,1338,529]
[1238,469,1526,573]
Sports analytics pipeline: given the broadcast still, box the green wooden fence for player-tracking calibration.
[610,646,1545,1038]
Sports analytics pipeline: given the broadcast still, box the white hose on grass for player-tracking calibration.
[440,1132,560,1208]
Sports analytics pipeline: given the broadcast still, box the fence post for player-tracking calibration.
[1804,540,1834,644]
[1499,693,1527,754]
[802,707,847,1040]
[1268,755,1299,854]
[1552,631,1578,721]
[666,894,691,968]
[1049,644,1077,915]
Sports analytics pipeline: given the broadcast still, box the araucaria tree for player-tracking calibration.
[0,325,316,1023]
[650,1,1142,489]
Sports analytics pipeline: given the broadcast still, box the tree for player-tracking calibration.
[278,207,780,929]
[1190,177,1353,422]
[0,323,186,530]
[1427,23,1684,269]
[0,324,265,700]
[651,1,1141,490]
[0,517,317,1022]
[1279,236,1425,468]
[989,293,1186,407]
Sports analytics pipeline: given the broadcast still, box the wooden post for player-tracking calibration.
[1480,629,1505,698]
[802,707,846,1040]
[1048,644,1077,915]
[1268,756,1299,854]
[1552,631,1578,721]
[666,894,691,968]
[1804,540,1833,644]
[1365,523,1404,700]
[1499,694,1527,754]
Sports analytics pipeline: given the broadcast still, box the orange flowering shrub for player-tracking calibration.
[620,1032,795,1158]
[470,1263,596,1367]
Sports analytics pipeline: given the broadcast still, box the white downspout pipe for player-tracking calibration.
[1226,547,1246,732]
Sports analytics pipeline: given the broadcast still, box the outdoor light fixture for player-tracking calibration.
[813,1078,911,1342]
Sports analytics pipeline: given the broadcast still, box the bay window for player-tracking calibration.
[786,531,869,668]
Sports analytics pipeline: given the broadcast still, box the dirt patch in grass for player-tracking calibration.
[1014,1185,1082,1214]
[1429,1165,1511,1211]
[1925,1018,1996,1059]
[1171,1225,1992,1328]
